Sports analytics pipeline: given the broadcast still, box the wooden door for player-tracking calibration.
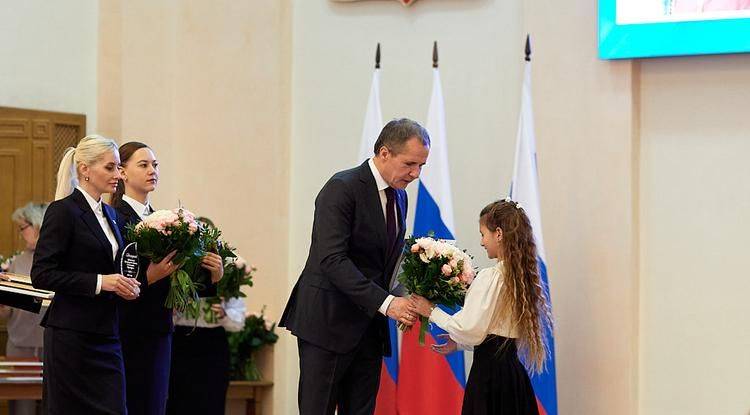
[0,107,85,257]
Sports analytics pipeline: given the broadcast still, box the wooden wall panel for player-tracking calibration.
[32,141,52,201]
[0,107,85,257]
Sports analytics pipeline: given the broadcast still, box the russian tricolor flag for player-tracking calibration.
[509,37,558,415]
[355,47,402,415]
[396,64,466,415]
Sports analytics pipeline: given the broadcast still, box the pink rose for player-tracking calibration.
[459,268,475,285]
[441,264,453,277]
[449,258,458,269]
[410,243,420,253]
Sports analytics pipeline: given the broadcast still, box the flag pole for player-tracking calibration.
[525,34,531,62]
[375,42,381,69]
[432,41,439,68]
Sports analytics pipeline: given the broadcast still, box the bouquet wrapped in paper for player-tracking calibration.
[398,236,476,345]
[126,208,233,312]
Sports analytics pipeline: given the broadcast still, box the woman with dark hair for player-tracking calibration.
[31,135,141,414]
[113,141,224,415]
[112,141,177,415]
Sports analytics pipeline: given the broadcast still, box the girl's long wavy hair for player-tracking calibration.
[480,199,553,374]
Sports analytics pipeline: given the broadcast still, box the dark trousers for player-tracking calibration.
[166,326,229,415]
[297,326,383,415]
[121,331,172,415]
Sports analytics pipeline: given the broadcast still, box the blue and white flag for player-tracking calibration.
[509,53,559,415]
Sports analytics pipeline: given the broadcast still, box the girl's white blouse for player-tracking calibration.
[429,261,518,350]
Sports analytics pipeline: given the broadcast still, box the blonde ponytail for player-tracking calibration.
[53,135,119,201]
[55,147,78,200]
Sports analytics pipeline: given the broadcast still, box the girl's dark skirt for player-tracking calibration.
[462,335,540,415]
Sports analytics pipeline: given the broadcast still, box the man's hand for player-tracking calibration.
[387,297,417,327]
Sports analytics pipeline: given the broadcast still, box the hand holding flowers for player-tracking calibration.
[409,294,434,317]
[201,252,224,283]
[397,236,475,345]
[127,207,231,312]
[145,250,179,284]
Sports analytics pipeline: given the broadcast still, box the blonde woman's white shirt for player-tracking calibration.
[429,261,519,351]
[76,186,119,295]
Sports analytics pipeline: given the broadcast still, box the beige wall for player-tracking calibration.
[524,1,640,414]
[97,1,291,414]
[0,0,98,131]
[4,0,748,414]
[639,55,750,415]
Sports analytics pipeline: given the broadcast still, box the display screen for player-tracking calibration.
[599,0,750,59]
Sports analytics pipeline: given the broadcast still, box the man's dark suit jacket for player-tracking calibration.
[280,160,406,356]
[31,188,124,335]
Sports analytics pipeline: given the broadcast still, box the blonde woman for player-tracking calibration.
[31,135,141,414]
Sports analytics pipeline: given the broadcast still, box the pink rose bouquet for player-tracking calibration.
[126,207,215,311]
[398,236,475,345]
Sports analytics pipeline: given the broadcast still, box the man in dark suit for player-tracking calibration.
[280,118,430,415]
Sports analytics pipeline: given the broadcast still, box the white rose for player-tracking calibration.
[417,238,434,250]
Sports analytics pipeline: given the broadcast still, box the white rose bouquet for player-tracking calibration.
[398,236,476,345]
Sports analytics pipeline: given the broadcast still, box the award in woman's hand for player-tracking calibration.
[120,242,140,279]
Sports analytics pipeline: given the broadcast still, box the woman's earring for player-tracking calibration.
[85,177,90,182]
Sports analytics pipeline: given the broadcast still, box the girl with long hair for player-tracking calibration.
[410,199,553,415]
